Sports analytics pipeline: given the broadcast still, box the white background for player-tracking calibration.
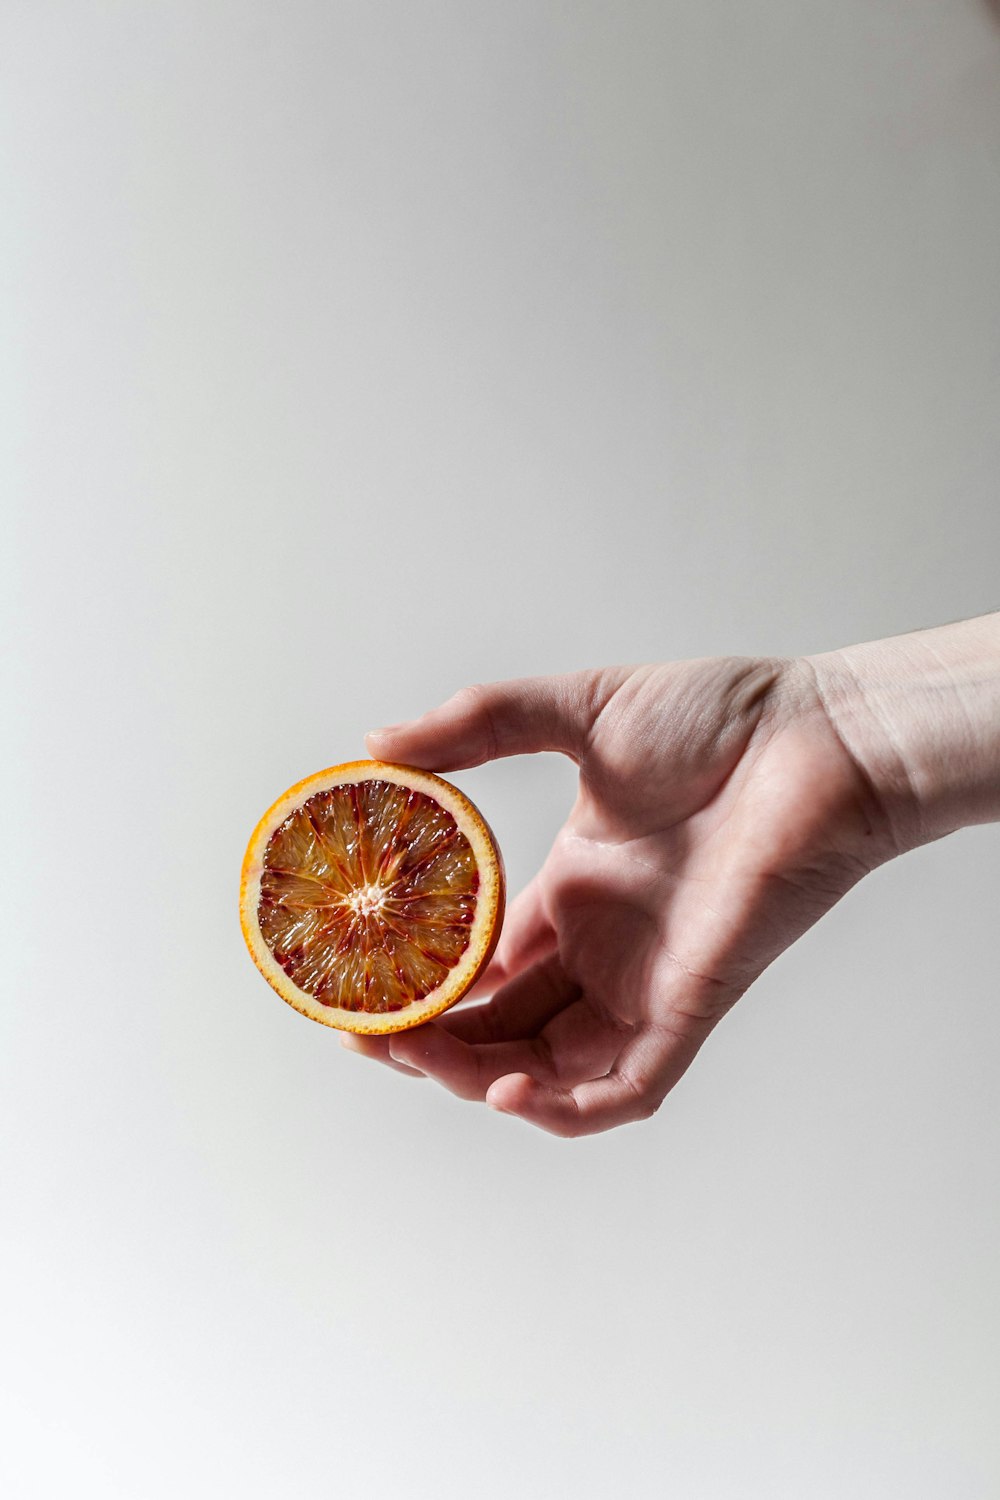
[4,2,1000,1496]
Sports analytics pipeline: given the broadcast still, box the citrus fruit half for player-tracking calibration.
[240,761,505,1034]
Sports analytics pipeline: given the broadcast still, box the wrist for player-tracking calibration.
[804,613,1000,855]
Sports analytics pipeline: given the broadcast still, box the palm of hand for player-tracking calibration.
[356,658,888,1135]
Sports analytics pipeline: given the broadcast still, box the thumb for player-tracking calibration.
[365,669,626,772]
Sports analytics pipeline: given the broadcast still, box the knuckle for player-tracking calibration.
[450,682,498,761]
[617,1067,659,1122]
[579,666,632,750]
[451,681,489,712]
[529,1032,558,1082]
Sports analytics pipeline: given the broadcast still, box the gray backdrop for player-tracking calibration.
[4,2,999,1496]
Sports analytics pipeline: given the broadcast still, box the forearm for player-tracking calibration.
[806,613,1000,854]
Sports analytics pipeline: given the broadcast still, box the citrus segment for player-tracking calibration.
[240,762,505,1034]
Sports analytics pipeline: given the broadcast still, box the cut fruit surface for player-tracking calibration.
[240,762,505,1034]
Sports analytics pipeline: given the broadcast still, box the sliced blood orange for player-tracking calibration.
[239,761,505,1034]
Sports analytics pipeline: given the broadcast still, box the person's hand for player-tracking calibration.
[344,654,897,1136]
[345,615,1000,1137]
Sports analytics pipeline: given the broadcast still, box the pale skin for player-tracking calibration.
[344,613,1000,1138]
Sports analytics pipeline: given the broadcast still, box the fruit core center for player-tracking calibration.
[349,882,388,917]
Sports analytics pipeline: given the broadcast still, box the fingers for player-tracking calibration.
[365,669,628,771]
[435,952,576,1044]
[486,1021,703,1139]
[338,943,569,1091]
[344,956,638,1113]
[387,955,579,1097]
[385,1023,555,1102]
[339,1034,425,1077]
[338,955,710,1137]
[342,1012,698,1134]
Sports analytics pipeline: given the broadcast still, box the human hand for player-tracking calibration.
[347,617,1000,1137]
